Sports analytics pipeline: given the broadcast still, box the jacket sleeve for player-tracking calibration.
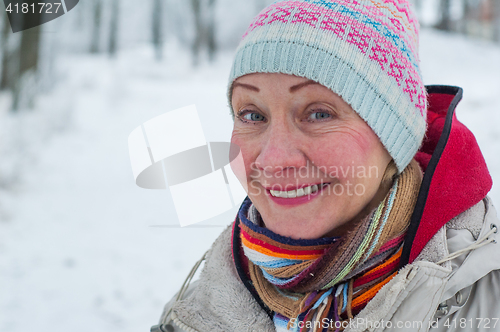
[428,198,500,331]
[151,281,199,332]
[428,270,500,332]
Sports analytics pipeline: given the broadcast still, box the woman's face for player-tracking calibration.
[230,73,391,239]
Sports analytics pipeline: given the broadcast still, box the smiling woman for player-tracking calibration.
[153,1,500,332]
[230,73,395,240]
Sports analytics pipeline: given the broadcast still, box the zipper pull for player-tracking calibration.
[150,324,174,332]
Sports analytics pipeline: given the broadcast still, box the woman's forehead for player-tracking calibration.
[234,72,309,85]
[232,74,347,107]
[232,75,334,98]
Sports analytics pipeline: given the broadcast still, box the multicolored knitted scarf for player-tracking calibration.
[236,160,422,331]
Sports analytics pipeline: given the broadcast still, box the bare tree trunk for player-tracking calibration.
[1,11,24,92]
[0,16,15,90]
[460,0,471,34]
[436,0,452,31]
[493,0,500,42]
[108,0,119,56]
[152,0,163,60]
[191,0,202,66]
[413,0,422,16]
[255,0,269,12]
[206,0,216,62]
[90,0,102,53]
[12,17,42,111]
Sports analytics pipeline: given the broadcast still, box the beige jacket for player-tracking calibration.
[153,197,500,332]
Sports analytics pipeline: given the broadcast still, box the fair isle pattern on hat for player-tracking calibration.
[228,0,427,172]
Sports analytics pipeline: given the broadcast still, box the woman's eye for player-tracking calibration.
[307,110,332,121]
[242,112,265,122]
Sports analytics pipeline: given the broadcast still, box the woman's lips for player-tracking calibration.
[265,183,330,206]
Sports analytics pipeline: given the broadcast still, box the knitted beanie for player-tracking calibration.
[227,0,427,172]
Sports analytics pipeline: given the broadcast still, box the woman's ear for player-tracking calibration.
[381,159,398,185]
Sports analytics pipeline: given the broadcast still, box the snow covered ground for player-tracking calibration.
[0,29,499,332]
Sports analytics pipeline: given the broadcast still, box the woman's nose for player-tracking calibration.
[253,122,307,177]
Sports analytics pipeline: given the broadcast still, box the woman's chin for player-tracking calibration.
[265,223,330,240]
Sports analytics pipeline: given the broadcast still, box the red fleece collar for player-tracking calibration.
[401,85,492,265]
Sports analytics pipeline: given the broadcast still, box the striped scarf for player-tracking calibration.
[237,160,422,331]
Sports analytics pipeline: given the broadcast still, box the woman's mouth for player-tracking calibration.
[266,183,330,206]
[269,183,322,198]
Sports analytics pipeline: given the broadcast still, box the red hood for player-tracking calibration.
[400,85,493,265]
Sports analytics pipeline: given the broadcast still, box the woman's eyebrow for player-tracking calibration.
[290,80,320,93]
[232,82,260,92]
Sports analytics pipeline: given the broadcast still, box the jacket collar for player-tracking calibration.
[400,85,492,265]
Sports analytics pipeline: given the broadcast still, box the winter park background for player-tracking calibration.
[0,0,499,331]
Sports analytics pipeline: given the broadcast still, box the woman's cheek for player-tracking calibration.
[230,134,253,195]
[312,142,368,182]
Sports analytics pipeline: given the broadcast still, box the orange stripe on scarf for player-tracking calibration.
[351,271,398,309]
[241,236,323,260]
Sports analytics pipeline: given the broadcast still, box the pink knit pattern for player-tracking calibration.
[242,0,426,116]
[244,0,419,53]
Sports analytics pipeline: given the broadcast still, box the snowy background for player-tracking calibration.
[0,1,499,331]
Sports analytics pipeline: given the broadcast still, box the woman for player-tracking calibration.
[153,1,499,331]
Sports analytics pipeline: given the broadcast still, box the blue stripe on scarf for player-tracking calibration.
[262,269,299,285]
[256,259,304,268]
[342,283,348,313]
[312,288,333,309]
